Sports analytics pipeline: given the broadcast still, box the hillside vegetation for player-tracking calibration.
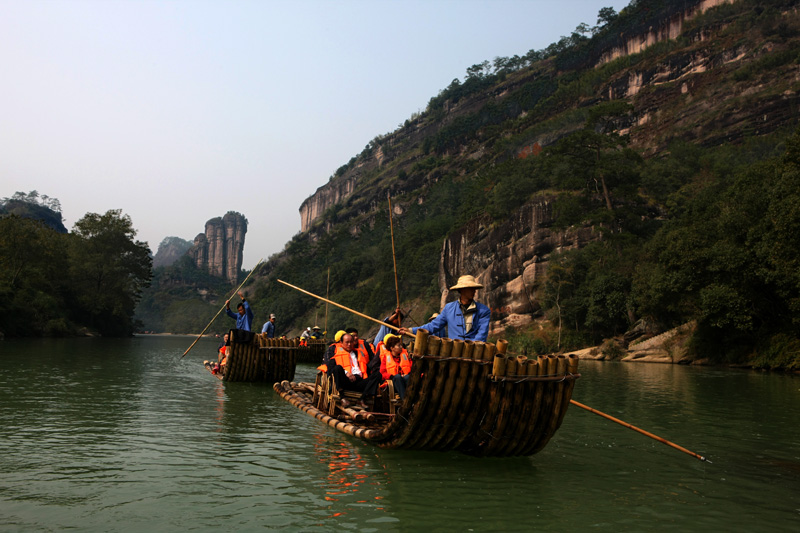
[141,0,800,369]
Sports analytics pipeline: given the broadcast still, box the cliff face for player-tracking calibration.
[271,0,800,336]
[438,199,599,336]
[297,0,754,233]
[596,0,734,66]
[188,212,247,283]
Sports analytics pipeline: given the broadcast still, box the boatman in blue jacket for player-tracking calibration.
[399,275,490,342]
[225,291,254,331]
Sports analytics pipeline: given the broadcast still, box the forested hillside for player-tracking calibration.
[140,0,800,369]
[0,198,152,337]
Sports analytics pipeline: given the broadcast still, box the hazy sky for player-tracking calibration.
[2,0,630,268]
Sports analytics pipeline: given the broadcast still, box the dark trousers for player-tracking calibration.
[391,374,410,399]
[330,365,381,398]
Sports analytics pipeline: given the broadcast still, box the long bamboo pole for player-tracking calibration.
[278,279,411,336]
[570,399,708,462]
[181,258,264,358]
[325,267,330,336]
[387,193,400,310]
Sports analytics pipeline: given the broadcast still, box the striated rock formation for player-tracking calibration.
[437,198,599,337]
[188,212,247,283]
[596,0,735,67]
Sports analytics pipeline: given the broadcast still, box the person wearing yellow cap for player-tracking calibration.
[399,275,490,342]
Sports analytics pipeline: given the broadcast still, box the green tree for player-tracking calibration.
[69,210,152,336]
[0,216,70,336]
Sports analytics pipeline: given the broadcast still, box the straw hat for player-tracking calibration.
[449,275,484,290]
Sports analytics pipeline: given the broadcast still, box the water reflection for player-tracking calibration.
[0,339,797,531]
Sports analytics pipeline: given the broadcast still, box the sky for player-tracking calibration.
[2,0,630,268]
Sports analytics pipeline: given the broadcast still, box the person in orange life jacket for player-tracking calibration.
[328,333,381,403]
[379,334,412,399]
[319,329,347,372]
[213,333,230,374]
[345,327,380,376]
[398,275,490,342]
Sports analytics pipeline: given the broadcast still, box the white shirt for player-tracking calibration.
[348,351,362,376]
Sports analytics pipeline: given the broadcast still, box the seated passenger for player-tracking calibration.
[379,335,412,399]
[327,333,381,408]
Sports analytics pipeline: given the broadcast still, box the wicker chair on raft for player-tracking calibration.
[273,328,581,457]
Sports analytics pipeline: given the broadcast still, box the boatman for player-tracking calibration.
[398,275,490,342]
[261,313,276,337]
[372,308,405,348]
[225,291,254,332]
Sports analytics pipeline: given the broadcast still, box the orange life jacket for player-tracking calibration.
[383,346,412,376]
[317,342,341,373]
[333,344,369,376]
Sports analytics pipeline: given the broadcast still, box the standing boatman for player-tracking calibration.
[261,313,277,337]
[398,275,490,342]
[225,291,254,331]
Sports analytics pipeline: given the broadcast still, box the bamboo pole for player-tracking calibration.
[181,258,264,358]
[277,279,413,337]
[570,399,708,462]
[388,193,401,310]
[325,267,330,336]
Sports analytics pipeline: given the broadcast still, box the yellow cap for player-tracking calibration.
[383,333,398,345]
[334,330,346,343]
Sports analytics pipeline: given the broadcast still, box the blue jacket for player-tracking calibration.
[227,301,254,331]
[261,320,275,337]
[412,300,490,342]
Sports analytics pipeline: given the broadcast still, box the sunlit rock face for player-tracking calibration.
[437,198,599,337]
[188,212,247,284]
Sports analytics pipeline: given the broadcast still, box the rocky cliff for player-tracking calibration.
[266,0,800,338]
[297,0,764,232]
[188,212,247,283]
[437,198,599,336]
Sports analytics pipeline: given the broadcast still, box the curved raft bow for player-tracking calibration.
[274,329,581,457]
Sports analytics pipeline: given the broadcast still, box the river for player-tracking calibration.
[0,335,797,531]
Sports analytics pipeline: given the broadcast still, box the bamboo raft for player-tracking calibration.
[296,338,328,364]
[204,330,298,383]
[273,329,580,457]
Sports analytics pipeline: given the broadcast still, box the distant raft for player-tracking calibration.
[205,330,297,383]
[273,329,580,457]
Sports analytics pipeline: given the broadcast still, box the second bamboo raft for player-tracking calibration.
[210,329,298,383]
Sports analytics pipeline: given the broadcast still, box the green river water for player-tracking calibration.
[0,335,797,531]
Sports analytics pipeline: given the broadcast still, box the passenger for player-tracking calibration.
[328,333,381,408]
[399,275,490,342]
[225,291,254,332]
[213,333,230,374]
[346,327,379,375]
[300,327,312,340]
[379,334,412,399]
[261,313,277,337]
[373,308,405,348]
[319,330,346,372]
